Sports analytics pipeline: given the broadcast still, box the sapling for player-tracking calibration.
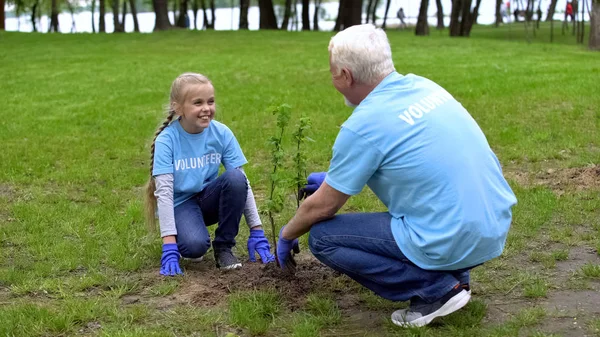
[292,116,312,208]
[265,104,291,263]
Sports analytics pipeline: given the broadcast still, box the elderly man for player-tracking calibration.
[276,24,517,327]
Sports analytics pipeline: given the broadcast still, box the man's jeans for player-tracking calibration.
[174,169,248,258]
[309,212,471,304]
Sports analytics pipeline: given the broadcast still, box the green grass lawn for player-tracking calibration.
[0,24,599,337]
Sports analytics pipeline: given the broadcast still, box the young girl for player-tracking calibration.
[144,73,275,276]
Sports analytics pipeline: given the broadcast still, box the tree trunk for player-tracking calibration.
[590,0,600,49]
[464,0,482,34]
[129,0,140,31]
[370,0,379,24]
[381,0,391,28]
[172,0,178,23]
[545,0,558,21]
[112,0,124,32]
[153,0,172,30]
[495,0,502,26]
[100,0,106,32]
[302,0,310,29]
[259,0,278,29]
[177,0,189,27]
[292,0,299,30]
[50,0,59,32]
[436,0,444,28]
[121,0,127,29]
[313,0,321,30]
[239,0,249,29]
[209,0,215,29]
[334,0,344,30]
[91,0,96,32]
[0,0,4,31]
[191,0,198,29]
[282,0,292,29]
[450,0,481,36]
[335,0,362,30]
[31,1,39,32]
[366,0,374,23]
[416,0,430,35]
[201,0,209,28]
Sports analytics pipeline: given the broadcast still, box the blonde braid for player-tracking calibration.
[144,109,176,231]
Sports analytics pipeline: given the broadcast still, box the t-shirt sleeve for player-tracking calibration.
[325,128,384,196]
[222,128,248,170]
[152,136,174,176]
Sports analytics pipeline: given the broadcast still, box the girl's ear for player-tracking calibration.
[171,102,181,115]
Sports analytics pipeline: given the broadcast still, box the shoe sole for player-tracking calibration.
[183,256,204,263]
[392,290,471,328]
[218,263,242,270]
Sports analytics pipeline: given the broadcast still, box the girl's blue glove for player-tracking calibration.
[276,226,300,272]
[160,243,183,276]
[247,229,276,263]
[298,172,326,200]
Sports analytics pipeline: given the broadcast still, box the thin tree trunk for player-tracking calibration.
[495,0,503,26]
[209,0,215,29]
[112,0,123,32]
[121,0,127,29]
[172,0,178,24]
[436,0,444,28]
[91,0,96,32]
[579,0,585,43]
[313,0,321,30]
[0,0,4,30]
[337,0,362,30]
[31,1,39,32]
[292,0,299,30]
[465,0,482,34]
[201,0,209,28]
[334,0,344,30]
[381,0,391,28]
[100,0,106,32]
[259,0,278,29]
[153,0,172,30]
[282,0,292,29]
[590,0,600,49]
[370,0,379,24]
[449,0,461,35]
[302,0,310,29]
[191,0,198,29]
[50,0,59,32]
[129,0,140,31]
[546,0,558,21]
[366,0,374,23]
[415,0,430,35]
[239,0,249,29]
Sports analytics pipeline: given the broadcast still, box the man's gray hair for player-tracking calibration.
[329,24,396,85]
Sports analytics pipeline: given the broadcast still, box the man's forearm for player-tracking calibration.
[281,196,334,240]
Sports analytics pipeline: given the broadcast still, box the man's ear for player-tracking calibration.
[341,68,354,87]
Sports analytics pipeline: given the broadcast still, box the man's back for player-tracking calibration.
[339,72,517,270]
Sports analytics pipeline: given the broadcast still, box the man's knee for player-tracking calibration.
[178,238,211,258]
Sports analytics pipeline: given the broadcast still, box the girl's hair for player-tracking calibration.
[144,72,212,231]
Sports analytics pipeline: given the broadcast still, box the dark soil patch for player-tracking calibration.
[505,165,600,194]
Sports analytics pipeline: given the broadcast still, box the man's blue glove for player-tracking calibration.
[298,172,326,200]
[247,229,276,263]
[160,243,183,276]
[276,226,300,272]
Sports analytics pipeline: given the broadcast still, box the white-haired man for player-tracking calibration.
[276,24,517,327]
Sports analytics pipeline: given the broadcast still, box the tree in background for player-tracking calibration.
[239,0,249,29]
[589,0,598,48]
[259,0,278,29]
[99,0,106,32]
[334,0,363,31]
[416,0,430,35]
[381,0,391,29]
[1,0,5,30]
[302,0,310,30]
[49,0,59,31]
[546,0,558,21]
[153,0,172,30]
[313,0,322,30]
[450,0,483,36]
[436,0,444,29]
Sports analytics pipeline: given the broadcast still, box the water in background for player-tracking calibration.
[4,0,591,33]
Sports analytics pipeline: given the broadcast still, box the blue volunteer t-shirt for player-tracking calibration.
[325,72,517,271]
[152,119,247,207]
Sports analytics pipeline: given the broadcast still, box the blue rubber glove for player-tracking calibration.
[160,243,183,276]
[247,229,276,263]
[276,226,300,272]
[298,172,326,200]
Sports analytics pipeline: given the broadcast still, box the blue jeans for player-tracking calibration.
[174,169,248,258]
[308,212,471,304]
